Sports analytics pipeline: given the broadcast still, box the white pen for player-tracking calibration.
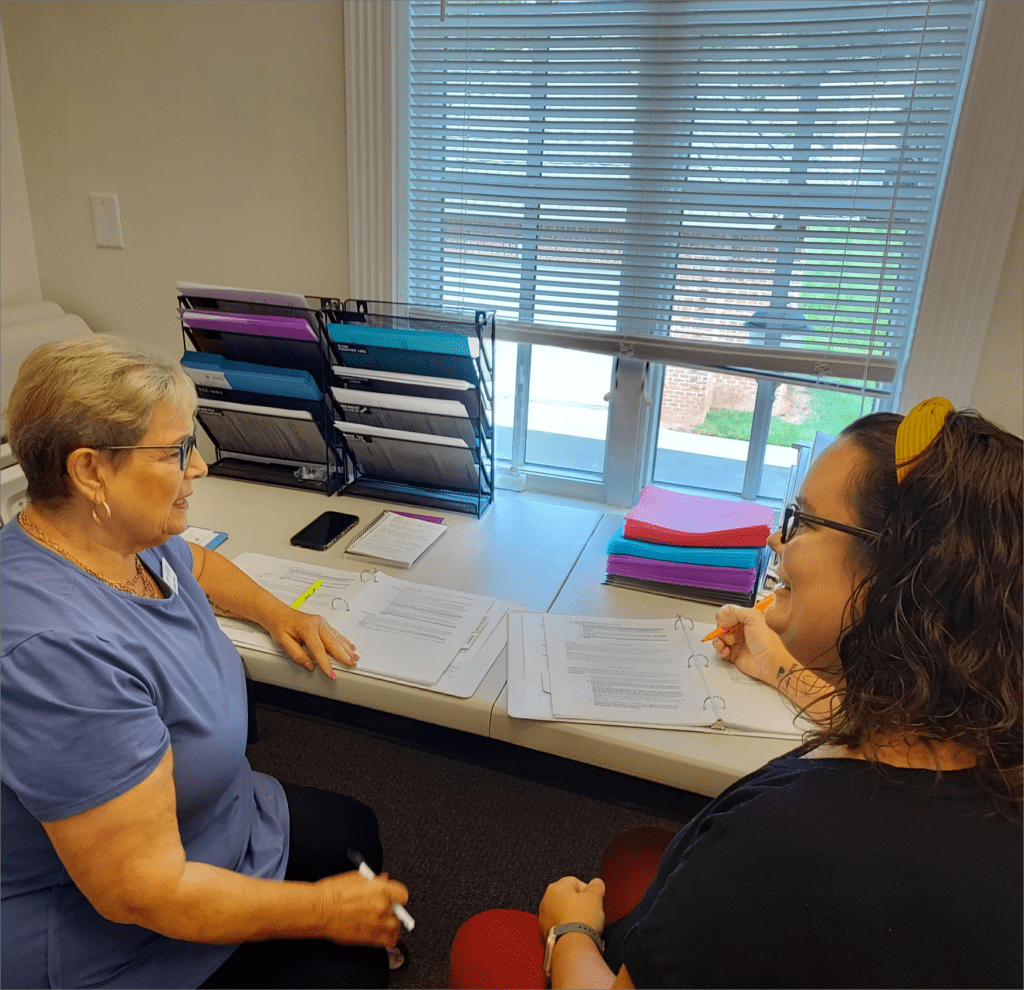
[348,849,415,931]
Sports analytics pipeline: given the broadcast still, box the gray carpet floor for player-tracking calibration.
[245,707,706,989]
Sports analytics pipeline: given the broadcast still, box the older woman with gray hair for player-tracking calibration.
[1,335,409,989]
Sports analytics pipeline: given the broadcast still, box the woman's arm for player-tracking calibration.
[548,932,635,990]
[711,605,841,722]
[42,747,407,945]
[189,543,356,678]
[537,876,636,989]
[538,876,616,990]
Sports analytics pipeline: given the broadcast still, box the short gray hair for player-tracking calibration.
[5,334,197,507]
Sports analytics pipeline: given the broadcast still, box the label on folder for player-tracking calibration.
[187,367,232,390]
[182,526,229,551]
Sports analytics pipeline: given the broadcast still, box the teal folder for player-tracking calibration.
[328,323,476,356]
[181,352,321,401]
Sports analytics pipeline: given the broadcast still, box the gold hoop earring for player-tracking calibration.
[92,500,112,525]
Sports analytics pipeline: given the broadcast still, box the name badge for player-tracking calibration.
[161,557,179,596]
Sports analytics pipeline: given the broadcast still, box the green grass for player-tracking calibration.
[693,388,872,446]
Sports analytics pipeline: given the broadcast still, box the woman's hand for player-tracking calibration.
[539,876,606,935]
[262,599,359,679]
[710,603,792,687]
[191,545,357,678]
[712,604,842,722]
[316,870,408,946]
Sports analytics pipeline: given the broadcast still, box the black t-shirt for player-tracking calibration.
[607,752,1022,989]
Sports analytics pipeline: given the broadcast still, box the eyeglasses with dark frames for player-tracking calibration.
[100,428,198,471]
[780,502,879,545]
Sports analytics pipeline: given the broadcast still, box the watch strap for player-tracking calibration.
[542,922,605,977]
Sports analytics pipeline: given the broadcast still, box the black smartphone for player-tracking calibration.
[289,511,359,551]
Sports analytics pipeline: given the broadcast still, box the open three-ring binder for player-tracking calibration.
[176,286,495,516]
[507,610,807,738]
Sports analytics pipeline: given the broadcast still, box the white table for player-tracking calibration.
[489,513,795,797]
[188,477,791,795]
[186,476,602,737]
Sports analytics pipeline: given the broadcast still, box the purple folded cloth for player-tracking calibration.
[606,553,756,592]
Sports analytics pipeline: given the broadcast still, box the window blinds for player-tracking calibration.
[406,0,980,392]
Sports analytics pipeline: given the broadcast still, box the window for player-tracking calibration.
[350,0,984,505]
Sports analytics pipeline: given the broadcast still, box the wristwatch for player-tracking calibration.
[542,922,605,978]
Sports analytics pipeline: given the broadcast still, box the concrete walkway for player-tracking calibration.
[495,399,797,504]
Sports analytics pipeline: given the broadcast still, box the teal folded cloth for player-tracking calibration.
[606,523,760,568]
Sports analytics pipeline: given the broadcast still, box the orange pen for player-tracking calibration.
[701,594,775,642]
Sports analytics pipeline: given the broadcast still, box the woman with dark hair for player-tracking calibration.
[449,399,1023,990]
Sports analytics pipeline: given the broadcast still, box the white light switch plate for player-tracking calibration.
[91,192,124,248]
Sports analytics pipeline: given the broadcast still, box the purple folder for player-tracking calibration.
[181,308,318,342]
[606,553,757,593]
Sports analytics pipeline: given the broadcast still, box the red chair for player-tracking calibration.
[449,908,546,989]
[598,826,675,925]
[449,827,675,989]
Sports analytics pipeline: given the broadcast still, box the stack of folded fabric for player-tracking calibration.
[605,485,774,606]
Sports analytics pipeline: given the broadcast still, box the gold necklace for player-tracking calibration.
[18,512,160,598]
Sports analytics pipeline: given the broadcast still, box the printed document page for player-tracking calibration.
[219,553,362,653]
[345,596,511,698]
[543,614,711,727]
[344,572,494,685]
[220,553,503,693]
[682,619,806,737]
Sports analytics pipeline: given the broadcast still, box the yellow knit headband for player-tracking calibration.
[895,396,955,483]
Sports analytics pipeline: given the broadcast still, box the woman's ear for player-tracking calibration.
[64,447,108,503]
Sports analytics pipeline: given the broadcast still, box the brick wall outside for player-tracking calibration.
[661,369,809,432]
[662,244,802,432]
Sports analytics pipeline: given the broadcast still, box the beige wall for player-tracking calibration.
[2,0,1021,436]
[971,195,1023,436]
[1,18,40,306]
[0,0,348,356]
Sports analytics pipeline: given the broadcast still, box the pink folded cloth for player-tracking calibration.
[623,485,772,548]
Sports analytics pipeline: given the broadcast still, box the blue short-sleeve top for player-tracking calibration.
[1,521,289,989]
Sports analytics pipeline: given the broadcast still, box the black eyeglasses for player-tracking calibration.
[100,428,198,471]
[780,502,878,545]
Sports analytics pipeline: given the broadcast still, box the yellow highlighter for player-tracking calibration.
[701,594,775,642]
[290,578,322,609]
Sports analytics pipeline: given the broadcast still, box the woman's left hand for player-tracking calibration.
[191,546,357,679]
[263,601,358,679]
[539,875,606,935]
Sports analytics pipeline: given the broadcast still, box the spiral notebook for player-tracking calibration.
[344,510,447,568]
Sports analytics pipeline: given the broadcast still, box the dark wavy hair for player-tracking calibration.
[807,409,1023,825]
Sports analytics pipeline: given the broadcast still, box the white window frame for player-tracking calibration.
[345,0,1023,506]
